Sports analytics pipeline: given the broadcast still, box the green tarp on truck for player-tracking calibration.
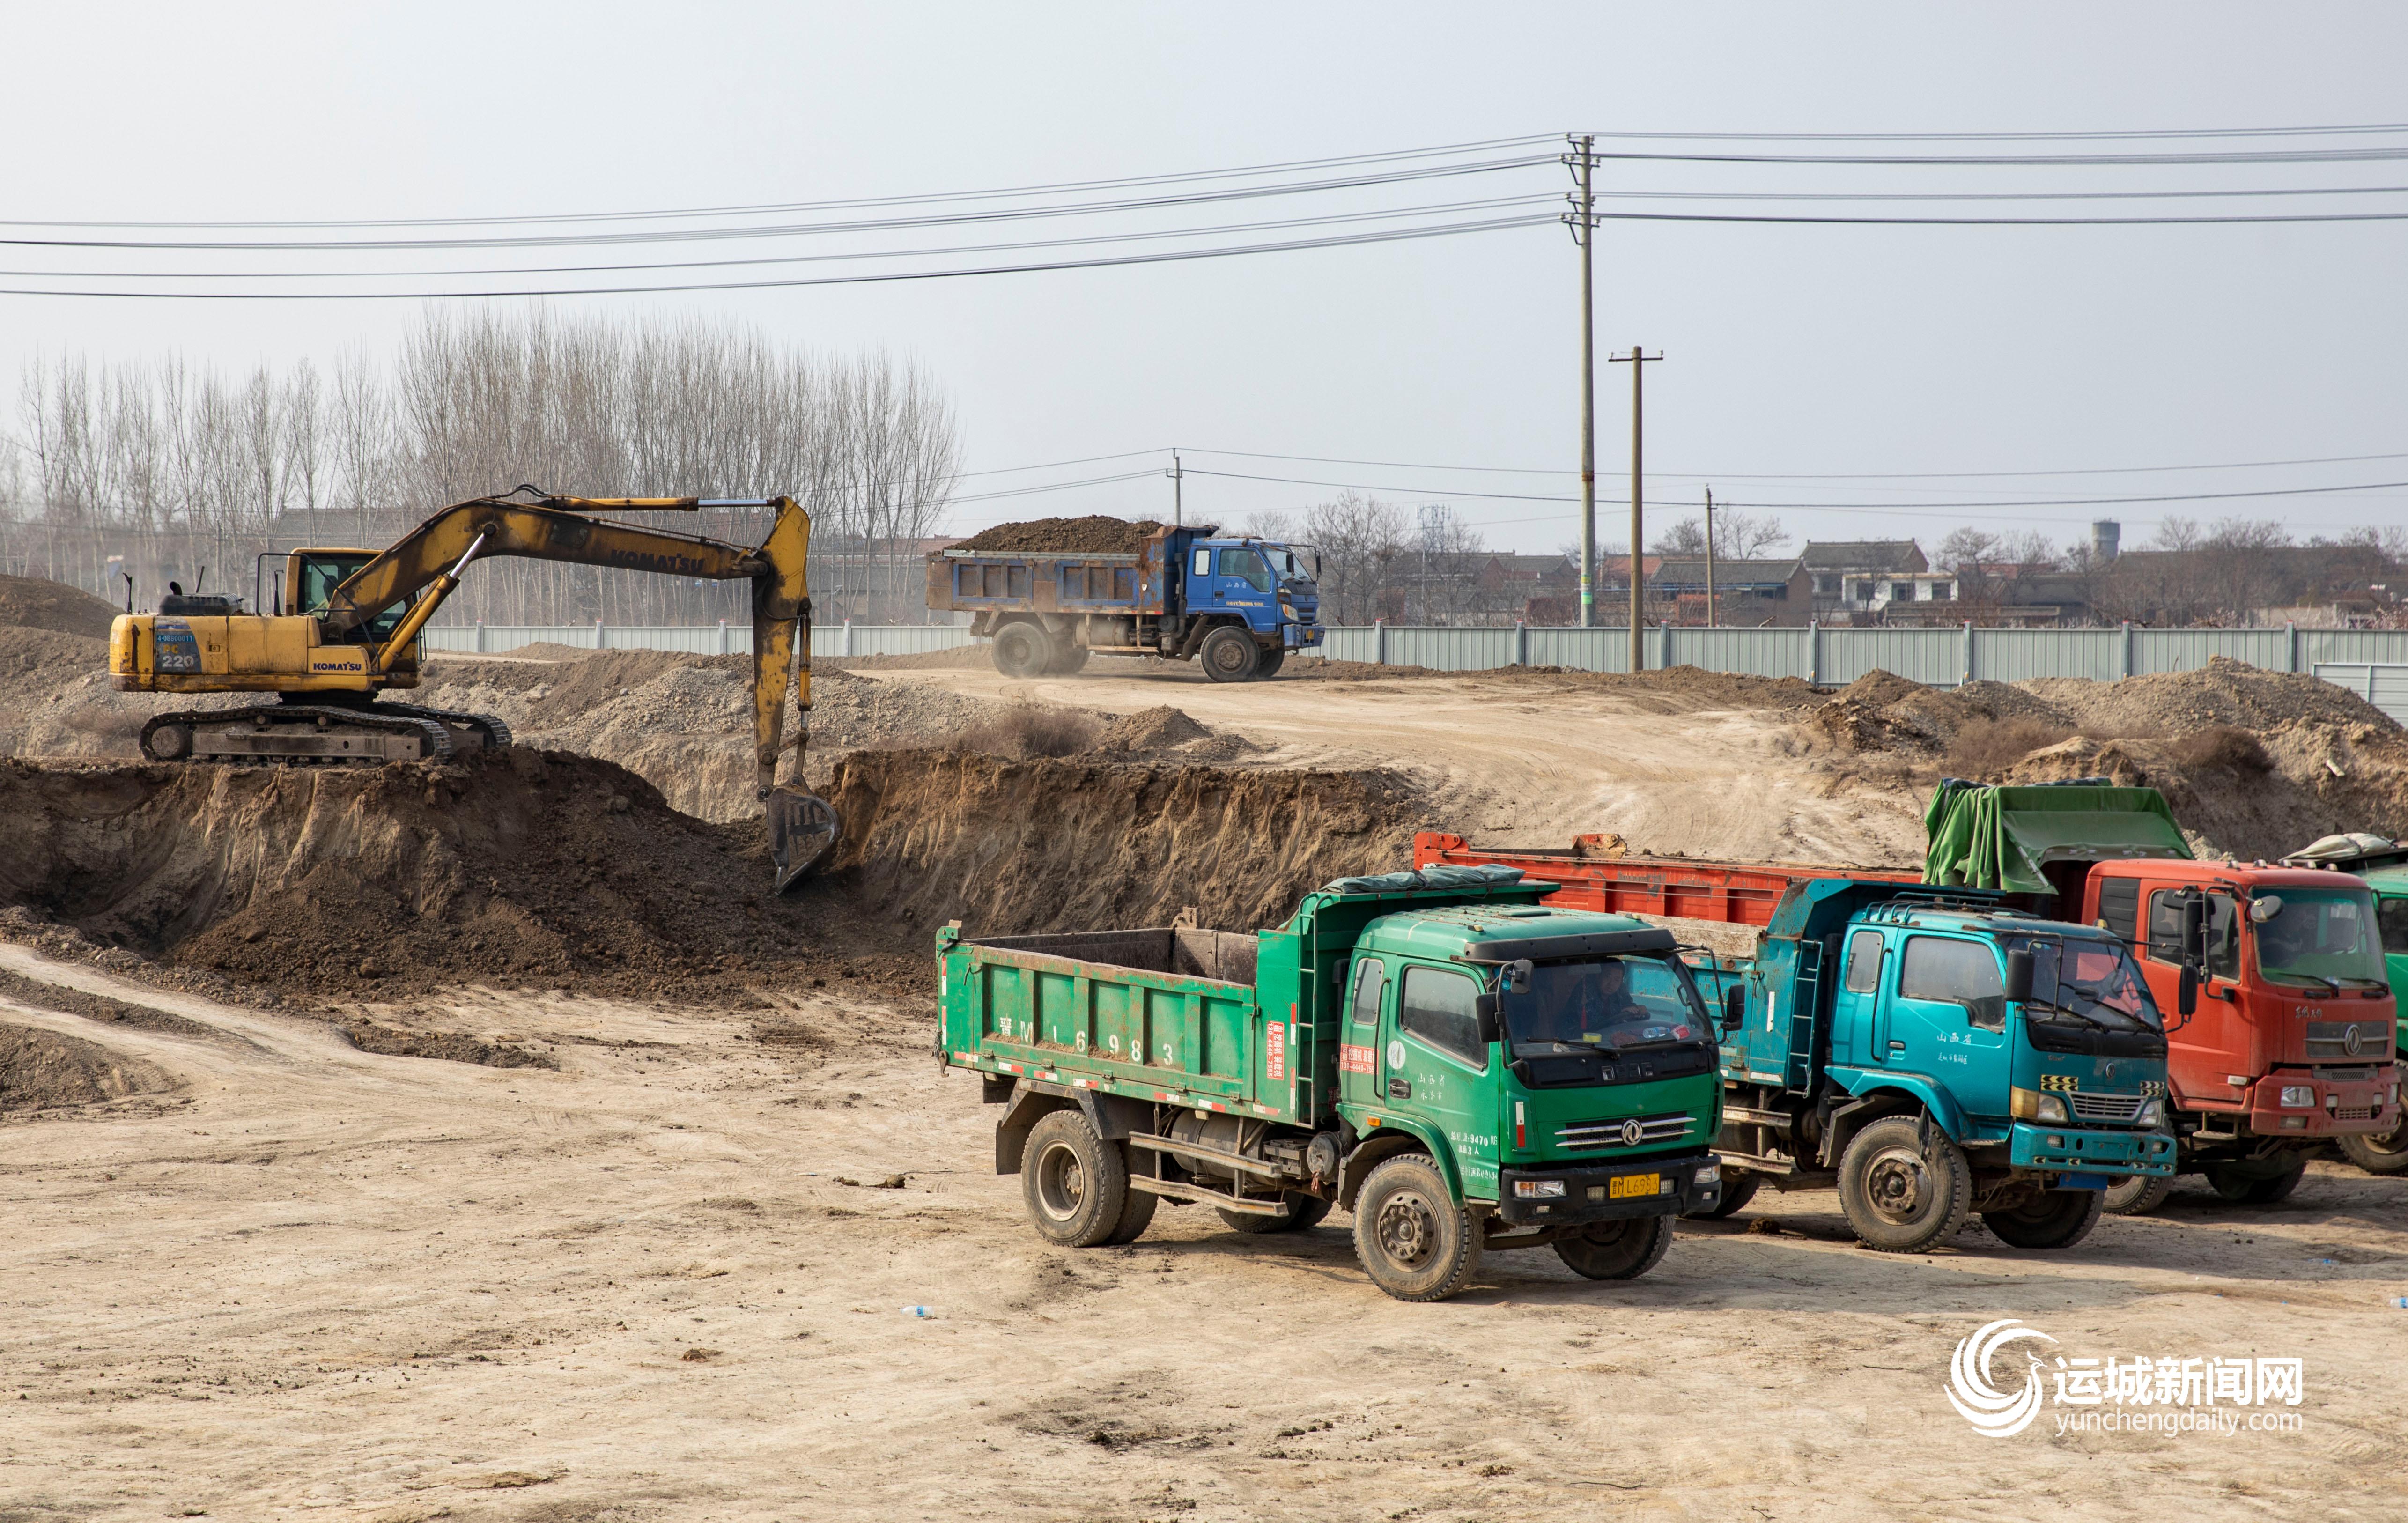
[1923,780,2192,895]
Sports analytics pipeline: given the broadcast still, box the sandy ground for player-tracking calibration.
[862,659,1924,867]
[4,942,2402,1523]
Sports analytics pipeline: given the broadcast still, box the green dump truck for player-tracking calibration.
[935,866,1726,1302]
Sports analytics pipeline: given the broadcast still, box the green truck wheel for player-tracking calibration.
[1021,1110,1133,1248]
[1353,1154,1483,1302]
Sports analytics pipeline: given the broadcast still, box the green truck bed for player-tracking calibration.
[934,873,1555,1127]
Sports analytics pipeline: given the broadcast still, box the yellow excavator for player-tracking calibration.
[106,485,840,890]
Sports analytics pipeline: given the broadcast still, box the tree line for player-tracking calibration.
[2,309,960,626]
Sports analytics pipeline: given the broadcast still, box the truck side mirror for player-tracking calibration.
[2177,961,2199,1019]
[2181,897,2206,959]
[1721,983,1746,1033]
[1504,958,1533,995]
[2003,949,2034,1005]
[1473,992,1503,1047]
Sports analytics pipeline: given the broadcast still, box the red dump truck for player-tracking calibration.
[1419,784,2402,1214]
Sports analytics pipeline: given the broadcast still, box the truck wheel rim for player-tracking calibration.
[1207,639,1247,675]
[1375,1189,1437,1267]
[1035,1143,1086,1221]
[1864,1146,1929,1220]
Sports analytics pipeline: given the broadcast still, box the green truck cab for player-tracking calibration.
[935,866,1725,1302]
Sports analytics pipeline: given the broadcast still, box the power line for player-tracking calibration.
[0,134,1563,231]
[1179,465,2408,512]
[1181,445,2408,482]
[0,193,1561,283]
[1591,144,2408,167]
[1573,123,2408,143]
[0,213,1554,301]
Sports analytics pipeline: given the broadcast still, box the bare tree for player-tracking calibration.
[1301,491,1409,625]
[1652,509,1789,561]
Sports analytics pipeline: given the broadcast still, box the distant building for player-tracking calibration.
[1801,540,1952,622]
[1474,552,1578,618]
[1646,557,1810,624]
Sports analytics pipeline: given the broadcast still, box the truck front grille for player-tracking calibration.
[1557,1113,1690,1150]
[2335,1106,2375,1122]
[2066,1091,2149,1124]
[2306,1022,2390,1060]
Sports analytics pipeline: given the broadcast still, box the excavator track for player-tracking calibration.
[370,702,515,752]
[140,704,457,766]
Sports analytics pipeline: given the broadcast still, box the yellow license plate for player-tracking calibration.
[1609,1172,1660,1200]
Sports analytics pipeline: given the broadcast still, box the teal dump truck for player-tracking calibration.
[935,866,1726,1301]
[1698,877,2178,1251]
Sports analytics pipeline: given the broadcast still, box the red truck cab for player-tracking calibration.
[2082,859,2398,1197]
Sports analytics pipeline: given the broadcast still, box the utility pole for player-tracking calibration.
[1704,487,1716,629]
[1562,135,1598,628]
[1608,347,1662,670]
[1167,449,1183,528]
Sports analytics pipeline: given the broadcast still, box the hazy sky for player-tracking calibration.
[7,4,2407,558]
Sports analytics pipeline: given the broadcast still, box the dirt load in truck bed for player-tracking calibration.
[947,515,1172,555]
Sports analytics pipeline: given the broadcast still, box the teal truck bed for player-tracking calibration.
[936,867,1728,1301]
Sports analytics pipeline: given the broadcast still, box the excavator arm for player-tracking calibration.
[320,489,835,890]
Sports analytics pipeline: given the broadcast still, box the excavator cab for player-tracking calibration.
[287,551,417,646]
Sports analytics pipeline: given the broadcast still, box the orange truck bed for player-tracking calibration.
[1411,832,1922,928]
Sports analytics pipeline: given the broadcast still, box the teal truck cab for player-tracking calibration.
[936,867,1725,1301]
[1700,878,2177,1252]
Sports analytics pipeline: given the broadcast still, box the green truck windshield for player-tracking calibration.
[1505,955,1708,1053]
[2004,934,2163,1032]
[2253,888,2386,989]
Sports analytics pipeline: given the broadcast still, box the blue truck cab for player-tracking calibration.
[927,522,1322,682]
[1699,878,2177,1252]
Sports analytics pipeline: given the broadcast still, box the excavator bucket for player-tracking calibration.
[768,789,842,894]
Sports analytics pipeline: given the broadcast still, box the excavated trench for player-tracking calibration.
[0,747,1425,1005]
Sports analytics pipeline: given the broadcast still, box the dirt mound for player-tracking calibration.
[1096,706,1211,751]
[821,750,1426,936]
[0,574,119,639]
[1808,670,2076,754]
[952,517,1172,555]
[824,645,993,671]
[0,1022,175,1111]
[0,751,924,1005]
[413,654,1005,821]
[2022,656,2397,736]
[1801,658,2408,860]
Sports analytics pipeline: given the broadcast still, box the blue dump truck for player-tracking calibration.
[926,520,1321,681]
[936,866,1725,1301]
[1697,878,2180,1252]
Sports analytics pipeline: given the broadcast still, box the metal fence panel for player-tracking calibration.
[1525,627,1632,673]
[841,625,980,657]
[2302,629,2408,669]
[1973,627,2122,683]
[1381,626,1521,672]
[1820,628,1962,688]
[1665,626,1812,681]
[2133,628,2289,674]
[2311,664,2408,726]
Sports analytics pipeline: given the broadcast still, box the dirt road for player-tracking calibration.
[863,658,1924,867]
[5,944,2400,1522]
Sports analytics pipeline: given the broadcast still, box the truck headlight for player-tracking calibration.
[2135,1097,2166,1128]
[1513,1179,1566,1198]
[2013,1087,2071,1123]
[1695,1164,1720,1185]
[2279,1085,2315,1109]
